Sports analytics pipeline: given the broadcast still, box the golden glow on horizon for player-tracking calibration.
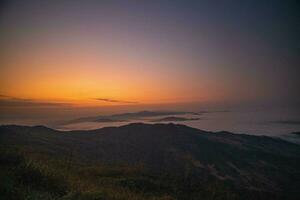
[0,65,223,107]
[0,41,224,107]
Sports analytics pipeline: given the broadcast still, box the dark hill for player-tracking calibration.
[1,123,300,199]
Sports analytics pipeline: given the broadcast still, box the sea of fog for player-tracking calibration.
[1,108,300,143]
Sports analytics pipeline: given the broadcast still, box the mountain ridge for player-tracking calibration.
[1,123,300,199]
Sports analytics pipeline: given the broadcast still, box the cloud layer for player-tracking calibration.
[94,98,138,104]
[0,95,71,107]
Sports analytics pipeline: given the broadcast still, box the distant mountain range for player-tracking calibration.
[1,123,299,199]
[151,116,200,122]
[59,110,201,125]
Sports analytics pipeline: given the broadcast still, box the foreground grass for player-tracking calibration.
[0,150,173,200]
[0,147,239,200]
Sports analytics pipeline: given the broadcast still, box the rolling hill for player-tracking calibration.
[1,123,300,200]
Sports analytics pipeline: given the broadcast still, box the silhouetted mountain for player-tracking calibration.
[110,111,200,118]
[60,110,200,125]
[1,123,300,199]
[151,116,200,122]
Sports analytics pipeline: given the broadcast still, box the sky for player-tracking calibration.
[0,0,299,114]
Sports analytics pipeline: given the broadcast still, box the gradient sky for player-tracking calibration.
[0,0,299,109]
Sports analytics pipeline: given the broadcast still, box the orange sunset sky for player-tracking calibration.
[0,0,299,109]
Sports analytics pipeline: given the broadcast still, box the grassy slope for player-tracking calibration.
[1,123,300,200]
[0,148,236,200]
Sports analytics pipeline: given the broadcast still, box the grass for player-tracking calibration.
[0,147,239,200]
[0,147,173,200]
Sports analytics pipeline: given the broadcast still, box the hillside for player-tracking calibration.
[1,123,300,200]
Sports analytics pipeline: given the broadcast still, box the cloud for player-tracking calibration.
[0,94,34,99]
[0,94,71,107]
[94,98,138,104]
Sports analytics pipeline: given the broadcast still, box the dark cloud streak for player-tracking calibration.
[94,98,138,104]
[0,94,71,107]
